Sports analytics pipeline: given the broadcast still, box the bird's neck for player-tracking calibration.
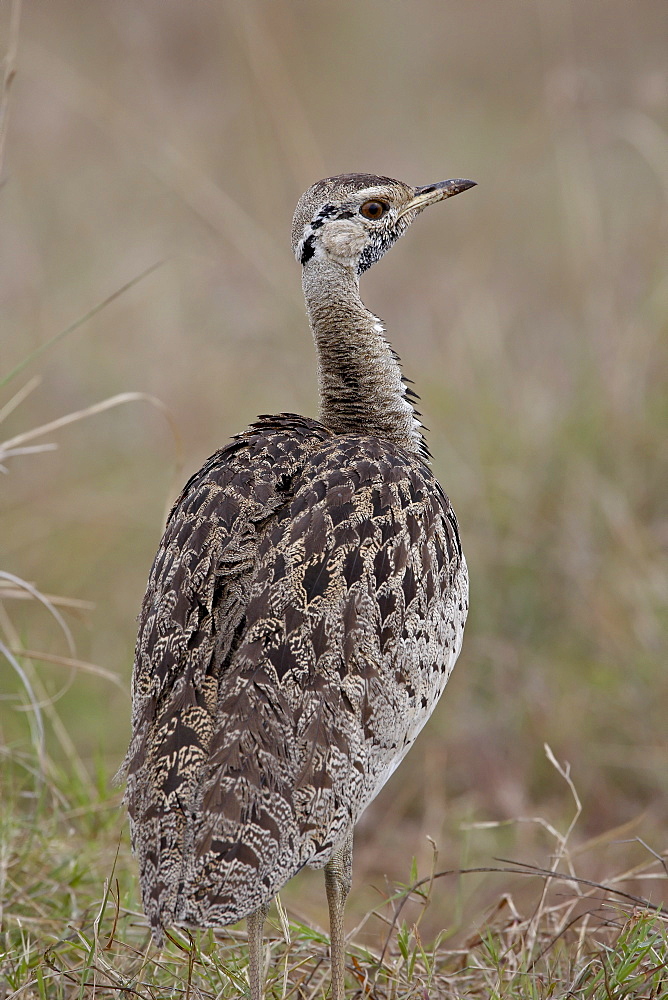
[302,258,427,459]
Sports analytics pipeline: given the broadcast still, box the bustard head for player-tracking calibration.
[291,173,476,275]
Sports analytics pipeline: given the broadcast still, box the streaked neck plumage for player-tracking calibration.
[302,257,427,461]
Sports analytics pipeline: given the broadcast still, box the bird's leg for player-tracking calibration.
[324,833,353,1000]
[246,901,269,1000]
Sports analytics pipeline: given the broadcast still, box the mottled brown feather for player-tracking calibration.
[120,413,467,940]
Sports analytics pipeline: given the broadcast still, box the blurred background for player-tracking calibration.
[2,0,667,936]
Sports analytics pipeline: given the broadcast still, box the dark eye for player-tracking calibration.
[359,200,389,220]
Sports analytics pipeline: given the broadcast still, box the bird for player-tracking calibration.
[118,172,474,1000]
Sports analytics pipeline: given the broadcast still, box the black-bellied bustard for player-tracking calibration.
[119,173,474,999]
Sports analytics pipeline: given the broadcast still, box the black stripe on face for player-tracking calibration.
[314,204,355,226]
[300,232,316,265]
[300,206,358,265]
[316,203,335,221]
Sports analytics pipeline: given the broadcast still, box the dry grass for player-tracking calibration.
[2,738,667,998]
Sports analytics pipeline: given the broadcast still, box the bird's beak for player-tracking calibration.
[398,178,477,218]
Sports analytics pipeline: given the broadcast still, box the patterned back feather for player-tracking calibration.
[121,413,467,940]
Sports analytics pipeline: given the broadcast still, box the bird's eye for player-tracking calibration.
[359,200,389,220]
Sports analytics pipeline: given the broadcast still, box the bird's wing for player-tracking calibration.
[119,414,332,939]
[185,433,467,928]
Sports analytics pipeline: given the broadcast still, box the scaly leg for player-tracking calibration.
[247,901,269,1000]
[324,833,353,1000]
